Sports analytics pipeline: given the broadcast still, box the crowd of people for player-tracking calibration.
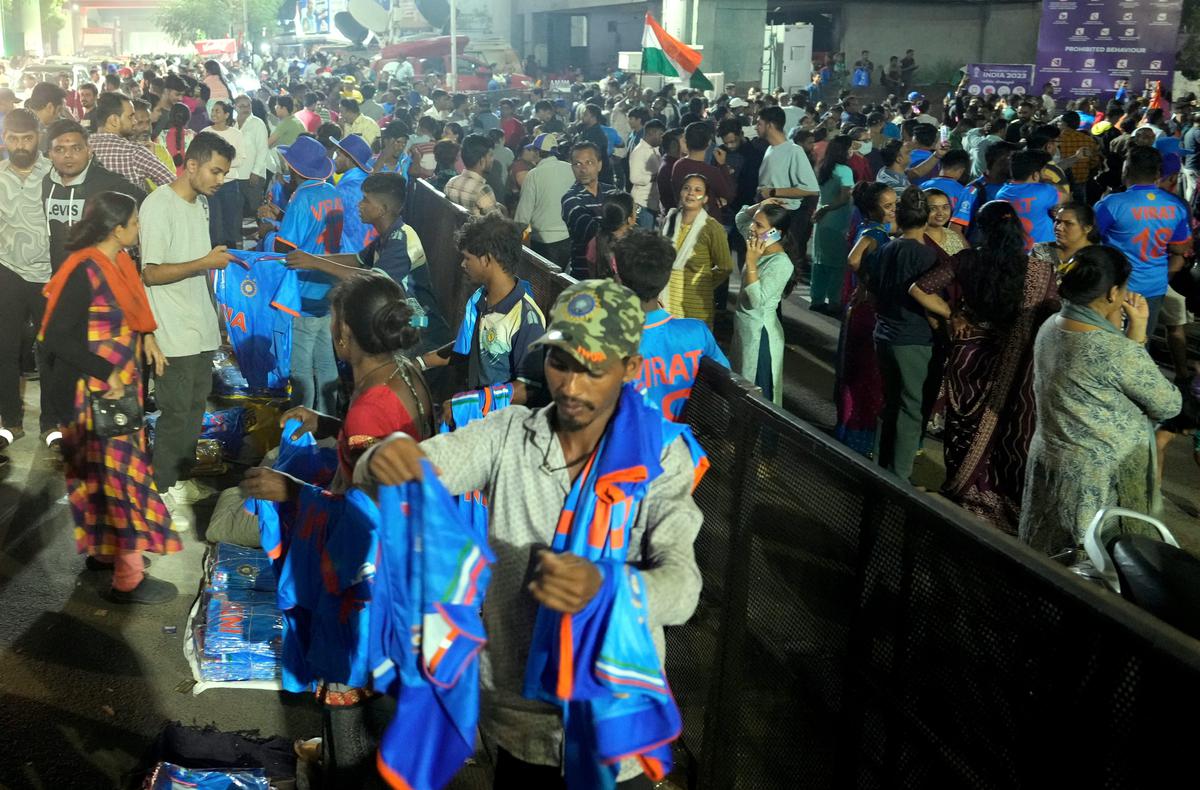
[0,44,1198,785]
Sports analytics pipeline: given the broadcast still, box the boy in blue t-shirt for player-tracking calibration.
[951,141,1017,241]
[996,149,1062,246]
[920,148,969,211]
[1095,146,1192,335]
[613,229,729,421]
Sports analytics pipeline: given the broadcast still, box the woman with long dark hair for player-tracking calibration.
[810,134,855,313]
[834,181,896,455]
[1020,245,1180,554]
[910,200,1062,530]
[40,192,180,604]
[586,191,636,278]
[203,59,232,102]
[158,102,194,177]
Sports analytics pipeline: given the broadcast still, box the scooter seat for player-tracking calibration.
[1111,535,1200,640]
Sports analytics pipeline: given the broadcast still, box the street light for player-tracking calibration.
[449,0,457,92]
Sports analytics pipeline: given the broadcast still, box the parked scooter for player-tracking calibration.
[1066,507,1200,640]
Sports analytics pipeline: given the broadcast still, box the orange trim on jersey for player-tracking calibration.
[554,509,574,536]
[639,755,667,780]
[275,236,299,249]
[949,216,968,227]
[270,299,301,318]
[692,455,710,492]
[376,750,415,790]
[589,500,614,549]
[556,614,575,699]
[643,316,673,330]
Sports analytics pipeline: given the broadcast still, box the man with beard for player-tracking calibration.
[0,109,54,450]
[139,132,237,529]
[88,92,175,191]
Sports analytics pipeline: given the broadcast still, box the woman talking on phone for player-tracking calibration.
[731,198,795,405]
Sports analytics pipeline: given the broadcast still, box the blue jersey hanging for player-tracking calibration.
[214,250,301,395]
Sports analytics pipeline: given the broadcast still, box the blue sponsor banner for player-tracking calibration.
[965,63,1035,97]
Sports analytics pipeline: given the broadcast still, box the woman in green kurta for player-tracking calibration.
[732,199,795,405]
[1019,245,1181,555]
[811,135,855,314]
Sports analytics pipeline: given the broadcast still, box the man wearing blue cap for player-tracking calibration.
[330,134,375,253]
[271,135,345,413]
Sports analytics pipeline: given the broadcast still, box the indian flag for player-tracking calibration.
[642,13,714,91]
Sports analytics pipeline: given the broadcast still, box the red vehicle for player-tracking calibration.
[374,35,532,92]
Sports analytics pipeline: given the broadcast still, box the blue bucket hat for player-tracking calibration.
[331,134,372,171]
[281,135,333,180]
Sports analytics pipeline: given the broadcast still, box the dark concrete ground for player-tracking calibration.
[0,268,1195,789]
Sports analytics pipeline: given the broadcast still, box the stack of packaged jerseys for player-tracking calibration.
[193,544,284,683]
[145,762,269,790]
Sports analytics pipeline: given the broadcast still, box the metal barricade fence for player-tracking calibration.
[406,180,1200,789]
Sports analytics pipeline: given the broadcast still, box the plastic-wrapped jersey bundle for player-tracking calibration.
[207,543,278,596]
[203,593,283,659]
[195,646,280,683]
[145,761,270,789]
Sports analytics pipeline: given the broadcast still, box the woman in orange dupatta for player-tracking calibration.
[40,191,182,604]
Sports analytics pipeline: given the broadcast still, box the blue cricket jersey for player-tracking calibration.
[333,166,377,255]
[214,250,301,395]
[950,177,1004,232]
[1095,184,1192,298]
[369,472,494,790]
[249,419,337,562]
[908,148,938,185]
[276,179,345,316]
[637,308,729,422]
[996,181,1059,245]
[921,176,967,211]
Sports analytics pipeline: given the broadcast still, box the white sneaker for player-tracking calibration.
[160,491,192,532]
[168,478,217,506]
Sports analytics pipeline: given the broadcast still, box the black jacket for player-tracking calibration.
[42,158,146,272]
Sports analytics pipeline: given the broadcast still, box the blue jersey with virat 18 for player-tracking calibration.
[275,179,345,316]
[213,250,301,395]
[1095,184,1192,298]
[637,308,729,422]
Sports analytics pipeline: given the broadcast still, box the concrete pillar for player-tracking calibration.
[19,0,43,57]
[692,0,767,85]
[660,0,688,41]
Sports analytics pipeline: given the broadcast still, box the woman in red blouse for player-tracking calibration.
[242,272,434,498]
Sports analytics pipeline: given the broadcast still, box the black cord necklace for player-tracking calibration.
[540,423,603,474]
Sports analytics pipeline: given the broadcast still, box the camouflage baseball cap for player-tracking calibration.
[531,280,642,373]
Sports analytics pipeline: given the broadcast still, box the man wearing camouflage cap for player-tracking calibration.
[354,279,706,786]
